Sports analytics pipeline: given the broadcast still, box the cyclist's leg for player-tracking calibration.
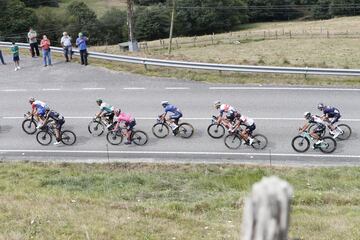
[125,120,136,144]
[55,120,64,142]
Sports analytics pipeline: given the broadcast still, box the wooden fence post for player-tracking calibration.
[242,176,293,240]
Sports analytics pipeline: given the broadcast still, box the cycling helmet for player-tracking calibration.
[29,97,35,103]
[96,99,103,104]
[214,100,221,109]
[161,101,169,107]
[45,105,50,111]
[304,111,311,119]
[114,108,121,116]
[317,103,324,111]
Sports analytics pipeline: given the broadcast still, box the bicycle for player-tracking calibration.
[152,117,194,139]
[36,122,77,146]
[106,127,148,146]
[291,130,336,153]
[22,112,38,135]
[207,115,227,138]
[224,129,268,150]
[88,116,113,136]
[308,122,351,140]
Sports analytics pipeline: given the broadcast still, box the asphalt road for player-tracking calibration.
[0,56,359,166]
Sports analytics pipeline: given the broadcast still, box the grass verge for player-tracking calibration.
[0,162,359,240]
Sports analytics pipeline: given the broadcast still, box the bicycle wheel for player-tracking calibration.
[251,134,268,150]
[36,130,52,146]
[22,119,37,135]
[291,136,310,153]
[178,123,194,138]
[88,120,105,136]
[152,123,169,138]
[308,124,325,137]
[106,131,123,145]
[224,134,242,149]
[335,124,352,140]
[319,137,337,153]
[132,130,149,146]
[61,130,77,145]
[207,124,225,139]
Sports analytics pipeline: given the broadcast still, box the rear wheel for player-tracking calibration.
[132,130,148,146]
[152,123,169,138]
[36,130,52,145]
[106,131,123,145]
[61,130,77,145]
[224,134,242,149]
[178,123,194,138]
[88,120,104,136]
[251,134,268,150]
[291,136,310,153]
[319,137,337,153]
[22,119,37,135]
[207,124,225,139]
[334,124,352,140]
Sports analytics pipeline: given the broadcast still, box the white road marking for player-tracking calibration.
[82,88,106,90]
[42,88,61,91]
[123,87,146,90]
[165,87,190,90]
[0,149,359,159]
[209,87,360,91]
[1,89,27,92]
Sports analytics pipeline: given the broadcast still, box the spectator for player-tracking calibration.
[27,27,40,58]
[10,42,20,71]
[61,32,73,62]
[76,32,88,66]
[0,49,6,65]
[40,35,52,67]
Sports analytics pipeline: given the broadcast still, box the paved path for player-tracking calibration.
[0,56,359,166]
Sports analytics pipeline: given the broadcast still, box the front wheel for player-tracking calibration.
[224,134,242,149]
[251,134,268,150]
[334,124,352,140]
[207,124,225,139]
[61,130,77,145]
[178,123,194,138]
[291,136,310,153]
[132,130,148,146]
[88,120,105,136]
[36,130,52,145]
[152,123,169,138]
[106,131,123,145]
[319,137,337,153]
[22,119,37,135]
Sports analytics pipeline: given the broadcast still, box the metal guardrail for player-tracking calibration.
[1,41,360,76]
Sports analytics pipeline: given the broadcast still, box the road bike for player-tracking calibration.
[152,118,194,139]
[22,112,38,134]
[224,129,268,150]
[106,127,148,146]
[36,122,77,146]
[207,115,227,138]
[88,116,113,136]
[291,130,336,153]
[308,122,351,140]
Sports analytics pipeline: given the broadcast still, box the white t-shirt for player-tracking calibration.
[61,36,72,47]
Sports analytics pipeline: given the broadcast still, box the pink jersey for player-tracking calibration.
[116,112,133,123]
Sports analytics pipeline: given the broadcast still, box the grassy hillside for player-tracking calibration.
[0,162,359,239]
[59,0,126,16]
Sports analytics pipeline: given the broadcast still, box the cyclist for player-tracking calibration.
[113,109,136,145]
[95,99,114,129]
[317,103,342,138]
[213,100,237,129]
[232,113,255,145]
[37,106,65,146]
[299,112,326,146]
[29,97,47,121]
[160,101,182,134]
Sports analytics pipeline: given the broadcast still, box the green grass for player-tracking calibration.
[0,162,359,239]
[58,0,126,16]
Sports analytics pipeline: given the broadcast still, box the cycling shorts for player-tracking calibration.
[55,119,65,131]
[246,123,256,134]
[330,114,341,125]
[125,119,136,130]
[170,112,182,120]
[226,111,235,122]
[37,107,46,117]
[312,124,326,134]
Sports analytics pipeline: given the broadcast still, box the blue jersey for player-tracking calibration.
[323,106,340,118]
[164,104,181,115]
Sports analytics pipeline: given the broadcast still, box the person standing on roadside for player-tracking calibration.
[27,27,40,58]
[76,32,88,66]
[40,35,52,67]
[0,49,6,65]
[11,42,20,71]
[61,32,73,62]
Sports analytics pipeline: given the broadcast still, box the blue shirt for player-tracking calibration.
[76,37,88,50]
[164,104,181,115]
[323,106,340,117]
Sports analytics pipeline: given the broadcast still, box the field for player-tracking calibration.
[59,0,126,15]
[0,162,359,240]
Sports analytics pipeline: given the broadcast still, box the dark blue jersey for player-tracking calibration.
[323,106,340,118]
[164,104,182,115]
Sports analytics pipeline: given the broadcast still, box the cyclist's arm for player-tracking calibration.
[95,110,104,118]
[113,120,121,132]
[42,112,51,126]
[299,123,309,132]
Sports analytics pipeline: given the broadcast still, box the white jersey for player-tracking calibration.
[220,104,236,116]
[240,115,254,126]
[100,102,114,113]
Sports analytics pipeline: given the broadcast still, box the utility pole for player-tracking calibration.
[168,0,176,54]
[127,0,138,52]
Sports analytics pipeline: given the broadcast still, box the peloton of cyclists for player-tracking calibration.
[95,99,115,129]
[113,109,136,145]
[29,97,48,122]
[317,103,342,139]
[299,111,326,147]
[159,101,183,135]
[37,105,65,146]
[213,101,237,130]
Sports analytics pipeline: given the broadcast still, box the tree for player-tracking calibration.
[311,0,332,19]
[99,9,128,44]
[20,0,59,8]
